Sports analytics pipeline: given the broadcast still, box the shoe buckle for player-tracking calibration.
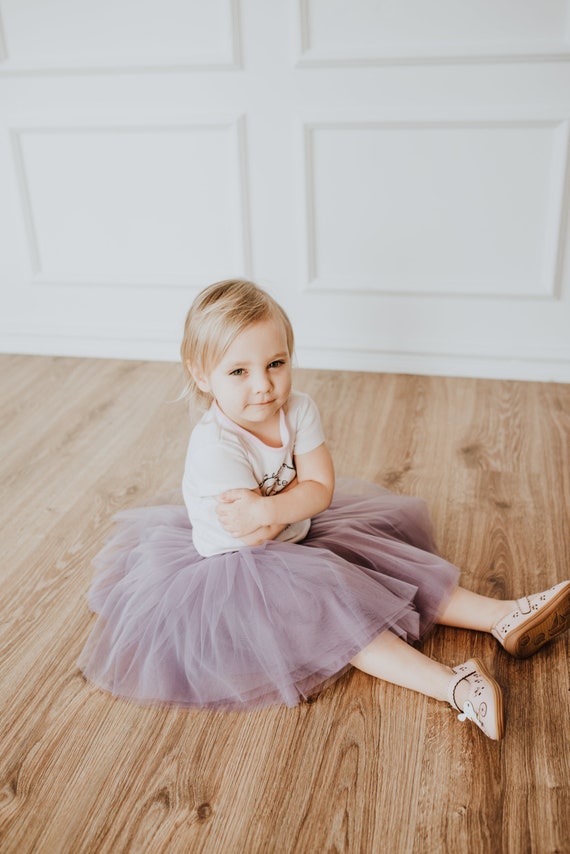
[457,700,477,724]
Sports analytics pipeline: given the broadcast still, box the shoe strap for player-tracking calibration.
[447,667,476,712]
[457,700,476,724]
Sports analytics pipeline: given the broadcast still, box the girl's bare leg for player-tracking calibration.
[349,588,520,693]
[436,587,517,632]
[349,588,520,706]
[351,629,505,739]
[350,630,458,703]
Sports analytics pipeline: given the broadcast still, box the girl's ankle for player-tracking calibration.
[490,599,518,631]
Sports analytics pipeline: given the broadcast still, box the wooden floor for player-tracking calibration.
[1,354,569,854]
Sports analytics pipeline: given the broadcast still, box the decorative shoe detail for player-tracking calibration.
[447,658,504,741]
[491,581,570,659]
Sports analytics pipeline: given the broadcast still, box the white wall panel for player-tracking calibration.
[298,0,570,64]
[11,120,251,287]
[303,120,569,298]
[1,0,570,382]
[0,0,240,71]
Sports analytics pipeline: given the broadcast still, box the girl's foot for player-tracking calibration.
[447,659,505,741]
[491,581,570,658]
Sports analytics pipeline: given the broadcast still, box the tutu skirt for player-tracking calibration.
[79,483,459,710]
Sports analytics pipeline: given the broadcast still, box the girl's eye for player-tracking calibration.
[230,368,244,376]
[268,360,285,369]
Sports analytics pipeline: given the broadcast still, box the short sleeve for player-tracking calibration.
[291,393,325,456]
[184,438,258,498]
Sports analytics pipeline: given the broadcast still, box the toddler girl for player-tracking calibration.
[79,279,570,740]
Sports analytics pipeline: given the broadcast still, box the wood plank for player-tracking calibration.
[0,355,569,854]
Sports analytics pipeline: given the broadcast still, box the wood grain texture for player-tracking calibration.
[0,355,569,854]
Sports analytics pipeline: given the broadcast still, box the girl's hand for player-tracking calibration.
[239,523,289,547]
[216,489,266,539]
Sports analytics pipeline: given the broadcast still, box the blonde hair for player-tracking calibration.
[180,279,295,409]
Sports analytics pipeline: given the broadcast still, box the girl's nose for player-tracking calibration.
[253,370,272,393]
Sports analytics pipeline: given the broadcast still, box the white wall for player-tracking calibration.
[1,0,570,382]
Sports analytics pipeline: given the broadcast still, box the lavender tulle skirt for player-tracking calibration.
[79,482,459,710]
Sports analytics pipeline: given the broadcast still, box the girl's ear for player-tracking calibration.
[188,362,210,393]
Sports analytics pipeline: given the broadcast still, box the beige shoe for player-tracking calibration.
[447,658,505,741]
[491,581,570,658]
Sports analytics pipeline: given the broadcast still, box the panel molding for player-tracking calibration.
[0,0,242,74]
[10,116,253,288]
[0,10,6,63]
[294,344,570,382]
[2,322,570,382]
[300,117,570,300]
[0,323,182,362]
[295,0,570,67]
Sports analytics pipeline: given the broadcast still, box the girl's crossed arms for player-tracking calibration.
[216,443,335,545]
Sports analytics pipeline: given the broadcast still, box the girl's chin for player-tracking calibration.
[245,407,276,421]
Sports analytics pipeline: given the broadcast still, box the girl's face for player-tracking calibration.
[194,317,292,436]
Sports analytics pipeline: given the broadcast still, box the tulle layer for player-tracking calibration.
[78,483,459,710]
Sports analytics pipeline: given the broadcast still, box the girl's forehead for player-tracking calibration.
[222,317,289,359]
[237,317,286,343]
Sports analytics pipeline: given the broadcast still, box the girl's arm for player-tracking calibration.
[239,523,289,547]
[237,480,295,546]
[216,443,334,539]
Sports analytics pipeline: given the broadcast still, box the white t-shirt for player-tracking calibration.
[183,391,325,556]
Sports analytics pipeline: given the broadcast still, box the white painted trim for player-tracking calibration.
[0,335,180,364]
[0,0,242,74]
[2,328,569,383]
[549,120,570,300]
[299,117,570,300]
[295,0,570,67]
[0,321,182,362]
[0,60,242,76]
[295,46,570,69]
[9,116,253,287]
[303,279,561,302]
[236,114,253,278]
[5,320,569,361]
[295,346,570,383]
[0,9,7,63]
[9,129,41,275]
